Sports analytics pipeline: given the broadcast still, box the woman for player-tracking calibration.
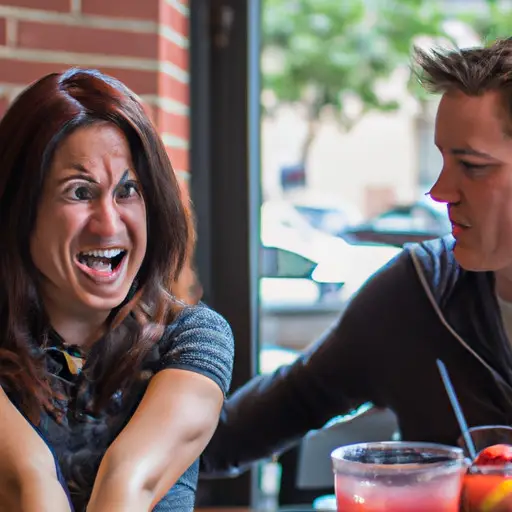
[0,68,234,511]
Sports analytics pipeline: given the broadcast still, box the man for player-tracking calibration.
[202,38,512,477]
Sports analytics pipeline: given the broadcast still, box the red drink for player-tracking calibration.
[462,466,512,511]
[457,427,512,511]
[331,442,466,512]
[335,473,461,511]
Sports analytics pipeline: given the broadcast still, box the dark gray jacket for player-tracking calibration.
[202,236,512,475]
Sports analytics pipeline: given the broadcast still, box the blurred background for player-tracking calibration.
[1,0,510,509]
[257,0,504,360]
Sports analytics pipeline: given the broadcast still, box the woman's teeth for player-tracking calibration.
[77,249,126,273]
[81,248,124,258]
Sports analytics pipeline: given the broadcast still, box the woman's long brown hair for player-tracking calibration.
[0,69,191,423]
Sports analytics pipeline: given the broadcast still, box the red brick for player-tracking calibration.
[161,2,189,38]
[0,59,66,85]
[166,146,188,172]
[0,58,159,96]
[101,67,158,95]
[158,73,189,104]
[0,0,69,11]
[17,21,158,59]
[159,37,188,71]
[0,18,6,46]
[139,104,189,138]
[157,110,188,139]
[81,0,158,21]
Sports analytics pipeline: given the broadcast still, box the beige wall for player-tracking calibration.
[262,93,424,219]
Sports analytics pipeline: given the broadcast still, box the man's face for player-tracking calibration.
[431,90,512,272]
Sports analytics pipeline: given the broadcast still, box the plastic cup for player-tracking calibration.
[331,441,466,511]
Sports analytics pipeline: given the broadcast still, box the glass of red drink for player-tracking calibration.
[460,426,512,456]
[331,441,466,512]
[462,464,512,511]
[457,426,512,512]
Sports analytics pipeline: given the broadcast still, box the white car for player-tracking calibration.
[260,200,400,307]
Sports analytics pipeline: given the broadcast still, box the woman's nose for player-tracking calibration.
[88,199,122,238]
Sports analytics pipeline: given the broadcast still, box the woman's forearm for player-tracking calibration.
[0,389,71,511]
[18,470,72,512]
[0,467,71,512]
[88,370,224,511]
[86,462,153,512]
[87,429,207,512]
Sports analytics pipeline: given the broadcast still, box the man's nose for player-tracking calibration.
[429,167,461,205]
[88,199,122,238]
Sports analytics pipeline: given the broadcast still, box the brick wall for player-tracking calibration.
[0,0,190,191]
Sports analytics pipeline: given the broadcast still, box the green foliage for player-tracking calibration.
[261,0,512,162]
[262,0,448,124]
[459,0,512,45]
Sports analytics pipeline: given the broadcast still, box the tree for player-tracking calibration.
[261,0,453,169]
[460,0,512,44]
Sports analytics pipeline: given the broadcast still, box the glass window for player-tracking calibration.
[255,0,511,507]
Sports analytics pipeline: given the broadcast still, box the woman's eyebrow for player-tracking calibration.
[57,163,98,186]
[118,170,130,185]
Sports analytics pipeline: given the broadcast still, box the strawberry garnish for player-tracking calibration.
[475,444,512,466]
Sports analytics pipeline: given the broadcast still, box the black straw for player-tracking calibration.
[437,359,477,460]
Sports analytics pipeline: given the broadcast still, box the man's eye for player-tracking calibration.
[460,160,487,172]
[116,181,140,199]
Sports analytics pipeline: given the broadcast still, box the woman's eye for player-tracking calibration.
[116,181,140,199]
[69,185,93,201]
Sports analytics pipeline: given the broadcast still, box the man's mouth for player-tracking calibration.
[450,220,471,239]
[450,218,471,229]
[76,248,127,274]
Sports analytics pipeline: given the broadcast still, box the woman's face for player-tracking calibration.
[30,123,147,318]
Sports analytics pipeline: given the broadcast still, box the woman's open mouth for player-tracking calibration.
[75,248,127,282]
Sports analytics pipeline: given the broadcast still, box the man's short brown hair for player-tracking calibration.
[414,37,512,94]
[414,37,512,133]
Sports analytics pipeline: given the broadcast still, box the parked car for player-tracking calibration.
[260,200,400,306]
[342,197,451,247]
[260,201,348,306]
[287,190,362,237]
[259,200,400,350]
[259,243,345,307]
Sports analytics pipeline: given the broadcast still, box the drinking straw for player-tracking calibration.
[437,359,477,460]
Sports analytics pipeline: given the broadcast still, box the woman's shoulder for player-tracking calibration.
[153,303,235,395]
[166,302,234,339]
